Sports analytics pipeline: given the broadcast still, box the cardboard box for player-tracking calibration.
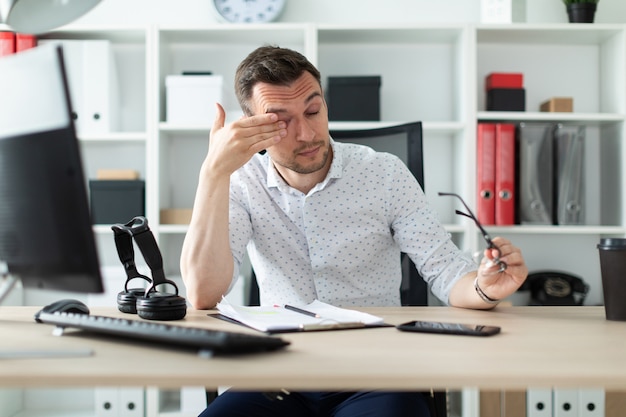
[160,209,193,225]
[89,180,145,224]
[327,76,381,121]
[166,75,223,124]
[97,169,140,180]
[540,97,573,113]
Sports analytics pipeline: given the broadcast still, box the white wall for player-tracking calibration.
[73,0,626,27]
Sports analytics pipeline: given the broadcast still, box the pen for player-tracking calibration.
[284,304,321,318]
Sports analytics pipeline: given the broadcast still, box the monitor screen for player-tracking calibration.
[0,44,104,293]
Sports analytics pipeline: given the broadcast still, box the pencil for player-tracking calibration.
[284,304,321,318]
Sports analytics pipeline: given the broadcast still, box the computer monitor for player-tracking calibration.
[0,44,104,298]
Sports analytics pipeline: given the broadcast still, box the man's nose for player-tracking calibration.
[293,118,315,142]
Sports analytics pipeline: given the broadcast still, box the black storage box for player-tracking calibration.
[327,76,381,121]
[89,180,145,224]
[487,88,526,111]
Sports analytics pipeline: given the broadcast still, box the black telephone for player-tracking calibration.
[519,271,589,306]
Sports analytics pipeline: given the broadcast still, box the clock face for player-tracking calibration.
[212,0,286,23]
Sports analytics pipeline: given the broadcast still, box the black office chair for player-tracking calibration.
[247,122,448,417]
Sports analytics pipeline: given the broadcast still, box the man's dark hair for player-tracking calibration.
[235,45,321,116]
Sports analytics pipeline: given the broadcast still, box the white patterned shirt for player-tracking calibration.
[228,140,476,307]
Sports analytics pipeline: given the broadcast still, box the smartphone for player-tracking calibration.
[396,320,501,337]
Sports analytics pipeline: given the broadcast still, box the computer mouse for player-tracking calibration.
[39,299,90,315]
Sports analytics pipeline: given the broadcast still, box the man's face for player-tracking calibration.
[249,72,331,178]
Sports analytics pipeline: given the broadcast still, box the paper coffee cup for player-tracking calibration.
[597,238,626,321]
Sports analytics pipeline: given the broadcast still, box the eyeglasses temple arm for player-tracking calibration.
[454,212,500,256]
[440,192,499,252]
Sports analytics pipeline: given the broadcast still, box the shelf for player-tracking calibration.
[11,410,94,417]
[159,123,211,135]
[158,224,189,234]
[483,225,626,235]
[443,224,466,233]
[330,121,465,134]
[157,23,310,45]
[79,132,148,142]
[93,225,114,234]
[43,26,148,43]
[477,112,624,125]
[317,24,465,44]
[476,24,625,45]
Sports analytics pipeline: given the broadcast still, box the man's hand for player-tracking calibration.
[204,103,287,177]
[450,237,528,309]
[475,236,528,302]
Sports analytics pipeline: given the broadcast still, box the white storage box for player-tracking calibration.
[166,75,223,124]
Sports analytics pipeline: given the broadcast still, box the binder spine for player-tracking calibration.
[0,31,15,56]
[477,123,496,225]
[527,387,552,417]
[95,387,118,417]
[15,33,37,52]
[553,124,585,225]
[39,39,120,135]
[495,123,516,225]
[518,123,553,224]
[579,388,605,417]
[553,388,580,417]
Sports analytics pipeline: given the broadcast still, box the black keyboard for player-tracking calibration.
[35,311,290,355]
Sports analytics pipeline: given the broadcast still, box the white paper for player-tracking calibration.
[216,298,384,333]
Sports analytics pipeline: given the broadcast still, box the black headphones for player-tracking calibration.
[112,216,187,320]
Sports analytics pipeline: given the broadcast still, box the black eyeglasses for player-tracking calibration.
[438,192,507,272]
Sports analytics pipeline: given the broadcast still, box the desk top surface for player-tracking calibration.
[0,305,624,390]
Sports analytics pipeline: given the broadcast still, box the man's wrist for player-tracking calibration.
[473,276,501,305]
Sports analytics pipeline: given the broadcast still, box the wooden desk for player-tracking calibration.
[1,306,624,391]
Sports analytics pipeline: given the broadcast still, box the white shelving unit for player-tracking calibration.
[5,22,625,417]
[475,24,626,308]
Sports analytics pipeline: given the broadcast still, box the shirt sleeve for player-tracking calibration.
[386,156,477,305]
[227,170,254,293]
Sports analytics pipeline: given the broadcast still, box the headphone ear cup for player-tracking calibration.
[117,288,147,314]
[136,293,187,321]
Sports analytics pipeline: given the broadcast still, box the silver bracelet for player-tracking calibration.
[474,276,500,305]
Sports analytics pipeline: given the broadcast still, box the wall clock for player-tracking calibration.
[212,0,286,23]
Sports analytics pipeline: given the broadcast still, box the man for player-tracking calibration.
[181,45,528,417]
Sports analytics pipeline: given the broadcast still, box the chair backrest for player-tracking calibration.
[330,122,424,190]
[330,122,427,306]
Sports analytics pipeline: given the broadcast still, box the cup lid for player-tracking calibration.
[598,238,626,249]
